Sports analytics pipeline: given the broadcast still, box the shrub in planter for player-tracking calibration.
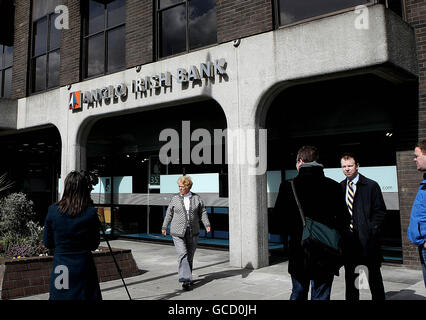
[0,193,45,258]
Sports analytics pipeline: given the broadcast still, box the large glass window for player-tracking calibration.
[30,13,61,93]
[0,45,13,98]
[277,0,371,26]
[83,0,126,79]
[157,0,217,58]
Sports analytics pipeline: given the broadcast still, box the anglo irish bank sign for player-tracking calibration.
[69,58,227,112]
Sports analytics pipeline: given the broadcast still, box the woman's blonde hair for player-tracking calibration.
[177,176,193,189]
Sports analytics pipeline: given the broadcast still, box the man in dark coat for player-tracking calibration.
[340,153,386,300]
[274,146,351,300]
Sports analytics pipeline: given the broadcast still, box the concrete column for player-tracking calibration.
[226,122,269,269]
[59,121,90,193]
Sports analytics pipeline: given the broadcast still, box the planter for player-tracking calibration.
[0,247,142,300]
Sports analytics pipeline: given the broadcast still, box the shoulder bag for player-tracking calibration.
[290,179,343,276]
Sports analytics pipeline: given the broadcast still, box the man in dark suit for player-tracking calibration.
[340,153,386,300]
[274,146,350,300]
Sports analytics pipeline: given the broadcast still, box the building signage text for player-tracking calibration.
[69,58,227,112]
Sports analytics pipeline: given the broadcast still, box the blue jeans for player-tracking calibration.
[419,245,426,287]
[290,276,334,300]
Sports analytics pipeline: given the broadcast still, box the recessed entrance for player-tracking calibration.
[265,74,418,263]
[86,99,230,248]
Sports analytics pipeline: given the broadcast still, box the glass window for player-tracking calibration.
[86,33,105,77]
[48,50,60,88]
[107,26,126,73]
[160,5,186,57]
[34,55,47,92]
[189,0,217,50]
[84,0,126,79]
[0,45,13,98]
[278,0,371,26]
[31,12,61,93]
[157,0,217,58]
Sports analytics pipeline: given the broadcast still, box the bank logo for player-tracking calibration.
[69,91,81,111]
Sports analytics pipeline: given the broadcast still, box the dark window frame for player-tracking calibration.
[82,0,126,80]
[30,12,61,94]
[155,0,217,60]
[0,45,13,99]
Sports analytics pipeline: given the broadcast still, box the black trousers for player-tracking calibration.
[344,262,385,300]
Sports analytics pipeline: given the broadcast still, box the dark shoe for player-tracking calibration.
[182,281,192,291]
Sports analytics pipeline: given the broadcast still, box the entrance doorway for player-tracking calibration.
[86,99,230,248]
[265,74,418,263]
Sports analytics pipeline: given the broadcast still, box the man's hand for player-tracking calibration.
[206,226,211,233]
[162,229,167,236]
[424,242,426,248]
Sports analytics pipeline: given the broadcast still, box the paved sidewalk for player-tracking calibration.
[19,240,425,300]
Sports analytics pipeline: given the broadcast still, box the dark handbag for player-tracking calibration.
[290,180,343,275]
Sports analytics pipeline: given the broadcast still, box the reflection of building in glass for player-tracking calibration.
[0,0,424,271]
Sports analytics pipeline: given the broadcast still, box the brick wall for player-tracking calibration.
[0,247,141,300]
[59,0,81,87]
[11,0,31,99]
[126,0,153,69]
[399,0,426,269]
[217,0,273,44]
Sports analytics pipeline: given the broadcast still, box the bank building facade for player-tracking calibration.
[0,0,424,270]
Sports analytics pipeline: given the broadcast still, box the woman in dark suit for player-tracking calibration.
[43,171,102,300]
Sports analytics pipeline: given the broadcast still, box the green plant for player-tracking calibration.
[0,193,36,236]
[0,193,45,258]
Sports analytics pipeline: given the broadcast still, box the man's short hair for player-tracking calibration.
[296,146,319,163]
[341,152,359,165]
[416,140,426,155]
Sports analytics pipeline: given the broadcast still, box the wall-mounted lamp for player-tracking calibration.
[233,39,241,47]
[67,84,72,90]
[136,65,142,72]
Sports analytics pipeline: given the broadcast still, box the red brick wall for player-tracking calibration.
[0,248,141,300]
[217,0,274,43]
[399,0,426,269]
[60,0,82,87]
[126,0,153,68]
[11,0,31,99]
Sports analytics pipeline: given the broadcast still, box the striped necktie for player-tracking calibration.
[347,181,355,229]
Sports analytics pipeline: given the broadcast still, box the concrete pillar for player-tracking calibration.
[226,122,269,269]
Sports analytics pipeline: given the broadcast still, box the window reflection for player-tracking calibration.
[89,0,105,34]
[49,14,61,50]
[31,11,61,93]
[189,0,216,50]
[107,0,126,28]
[158,0,217,58]
[0,45,13,98]
[34,55,46,92]
[108,27,125,73]
[4,68,12,98]
[84,0,126,78]
[160,5,186,57]
[278,0,370,25]
[159,0,182,9]
[48,50,60,88]
[34,18,47,57]
[87,33,105,77]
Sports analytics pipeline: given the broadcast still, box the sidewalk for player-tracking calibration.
[18,239,425,300]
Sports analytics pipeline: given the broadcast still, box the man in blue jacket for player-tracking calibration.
[408,140,426,287]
